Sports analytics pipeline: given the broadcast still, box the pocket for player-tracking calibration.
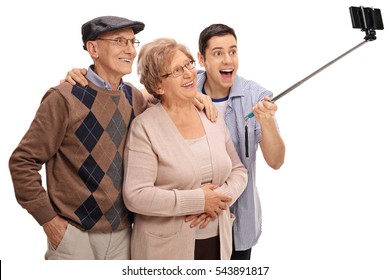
[226,212,236,228]
[131,229,180,260]
[145,229,178,245]
[132,217,192,259]
[139,216,181,238]
[52,222,71,252]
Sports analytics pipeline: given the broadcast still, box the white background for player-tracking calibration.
[1,0,389,279]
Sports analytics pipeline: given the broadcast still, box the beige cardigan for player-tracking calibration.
[123,103,248,260]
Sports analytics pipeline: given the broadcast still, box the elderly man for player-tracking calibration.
[9,16,148,260]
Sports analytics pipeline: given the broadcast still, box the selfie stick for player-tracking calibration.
[244,6,383,121]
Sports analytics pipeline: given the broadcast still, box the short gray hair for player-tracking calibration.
[137,38,194,99]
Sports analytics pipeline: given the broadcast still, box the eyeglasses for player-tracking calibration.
[97,37,140,48]
[162,60,196,78]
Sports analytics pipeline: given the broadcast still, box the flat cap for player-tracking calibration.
[82,16,145,50]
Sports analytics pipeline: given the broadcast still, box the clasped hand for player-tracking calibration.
[186,183,231,229]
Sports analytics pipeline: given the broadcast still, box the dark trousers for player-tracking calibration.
[231,247,252,260]
[231,234,252,260]
[195,236,220,260]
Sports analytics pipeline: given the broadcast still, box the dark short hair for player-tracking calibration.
[198,23,237,56]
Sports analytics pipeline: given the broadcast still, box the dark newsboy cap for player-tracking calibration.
[82,16,145,50]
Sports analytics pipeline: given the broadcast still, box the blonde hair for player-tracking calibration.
[137,38,194,99]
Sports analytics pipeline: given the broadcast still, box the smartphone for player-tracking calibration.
[350,6,384,31]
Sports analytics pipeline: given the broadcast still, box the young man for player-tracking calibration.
[197,24,285,260]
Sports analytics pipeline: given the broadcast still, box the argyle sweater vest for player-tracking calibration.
[9,81,147,232]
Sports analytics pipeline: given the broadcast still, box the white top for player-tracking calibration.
[186,135,219,239]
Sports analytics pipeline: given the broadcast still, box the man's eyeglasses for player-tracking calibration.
[97,37,140,48]
[162,60,196,78]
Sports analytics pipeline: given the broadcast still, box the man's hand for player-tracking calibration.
[201,184,231,218]
[252,96,277,122]
[60,68,88,86]
[194,92,218,122]
[43,216,68,249]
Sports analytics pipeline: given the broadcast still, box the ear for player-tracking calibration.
[86,41,99,59]
[197,52,205,67]
[155,85,165,96]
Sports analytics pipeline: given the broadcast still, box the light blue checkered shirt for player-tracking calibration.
[86,65,125,91]
[197,71,274,250]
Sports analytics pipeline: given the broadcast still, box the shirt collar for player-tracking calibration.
[86,65,125,91]
[197,70,244,98]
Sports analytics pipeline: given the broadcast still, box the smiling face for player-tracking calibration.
[87,28,137,88]
[159,50,198,103]
[198,34,239,94]
[137,38,197,103]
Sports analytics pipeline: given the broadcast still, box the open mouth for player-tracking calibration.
[220,69,234,77]
[182,81,194,87]
[120,58,132,63]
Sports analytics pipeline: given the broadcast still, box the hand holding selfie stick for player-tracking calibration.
[244,6,384,122]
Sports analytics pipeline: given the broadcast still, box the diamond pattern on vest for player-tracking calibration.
[78,155,105,193]
[72,84,97,109]
[106,109,127,148]
[76,111,104,152]
[105,194,127,230]
[71,85,133,231]
[74,194,104,230]
[106,151,123,192]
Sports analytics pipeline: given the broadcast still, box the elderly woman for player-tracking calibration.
[123,38,247,260]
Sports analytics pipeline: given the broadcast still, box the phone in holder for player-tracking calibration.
[350,6,384,40]
[244,6,384,121]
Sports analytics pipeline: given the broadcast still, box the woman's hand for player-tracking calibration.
[185,213,214,229]
[201,183,231,218]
